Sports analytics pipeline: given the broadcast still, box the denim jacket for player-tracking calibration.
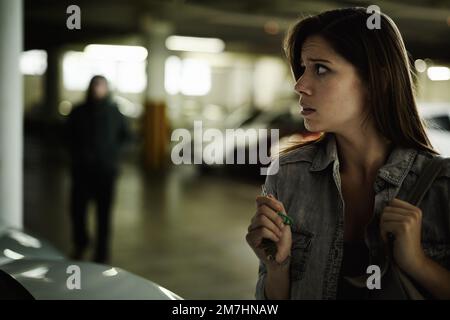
[255,133,450,300]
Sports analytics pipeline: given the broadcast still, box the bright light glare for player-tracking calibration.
[3,249,24,260]
[116,61,147,93]
[181,59,211,95]
[63,47,147,93]
[84,45,148,62]
[166,36,225,53]
[158,286,182,300]
[165,56,211,96]
[102,268,118,277]
[59,100,73,116]
[165,56,182,95]
[427,66,450,81]
[8,230,41,248]
[20,267,49,279]
[20,50,47,75]
[63,51,96,91]
[414,59,427,73]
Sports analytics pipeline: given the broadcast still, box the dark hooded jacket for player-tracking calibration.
[66,96,131,173]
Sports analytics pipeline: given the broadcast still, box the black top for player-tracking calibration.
[66,98,131,173]
[336,241,371,300]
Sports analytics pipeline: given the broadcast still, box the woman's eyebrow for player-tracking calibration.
[308,58,332,64]
[299,57,332,65]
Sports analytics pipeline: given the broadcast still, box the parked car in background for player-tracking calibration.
[197,103,319,181]
[223,105,263,129]
[419,102,450,157]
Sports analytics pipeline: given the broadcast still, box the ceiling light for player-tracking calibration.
[427,66,450,81]
[165,36,225,53]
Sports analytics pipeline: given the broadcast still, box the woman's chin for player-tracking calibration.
[304,122,324,133]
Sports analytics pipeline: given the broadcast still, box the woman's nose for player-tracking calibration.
[294,76,312,96]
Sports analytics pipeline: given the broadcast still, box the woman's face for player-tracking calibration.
[294,35,368,134]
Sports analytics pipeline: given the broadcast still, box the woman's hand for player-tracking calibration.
[380,198,427,275]
[246,194,292,267]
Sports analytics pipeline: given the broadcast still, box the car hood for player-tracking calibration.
[0,259,183,300]
[0,228,65,266]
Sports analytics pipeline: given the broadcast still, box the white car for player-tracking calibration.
[0,228,182,300]
[419,102,450,157]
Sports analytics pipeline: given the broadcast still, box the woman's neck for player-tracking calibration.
[334,128,392,180]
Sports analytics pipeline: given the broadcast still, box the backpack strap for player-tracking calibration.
[405,155,446,207]
[387,155,446,299]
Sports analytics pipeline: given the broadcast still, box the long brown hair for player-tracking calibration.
[85,75,111,104]
[281,7,438,155]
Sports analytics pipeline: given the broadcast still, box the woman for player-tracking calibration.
[245,7,450,299]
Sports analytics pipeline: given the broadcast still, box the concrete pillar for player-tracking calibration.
[0,0,23,229]
[44,47,61,121]
[141,19,173,170]
[143,19,172,102]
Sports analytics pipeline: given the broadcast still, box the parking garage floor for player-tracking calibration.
[24,133,261,299]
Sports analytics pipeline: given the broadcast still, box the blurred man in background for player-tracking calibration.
[66,75,131,263]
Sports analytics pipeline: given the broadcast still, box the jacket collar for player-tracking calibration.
[309,133,418,186]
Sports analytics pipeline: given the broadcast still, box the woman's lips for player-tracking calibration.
[301,109,316,116]
[300,105,316,116]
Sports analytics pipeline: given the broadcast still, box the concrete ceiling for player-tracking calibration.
[25,0,450,61]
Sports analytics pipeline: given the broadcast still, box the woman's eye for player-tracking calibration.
[315,64,328,75]
[298,64,328,77]
[316,64,328,75]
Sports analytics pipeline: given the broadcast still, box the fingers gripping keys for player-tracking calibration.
[260,185,293,226]
[258,185,292,264]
